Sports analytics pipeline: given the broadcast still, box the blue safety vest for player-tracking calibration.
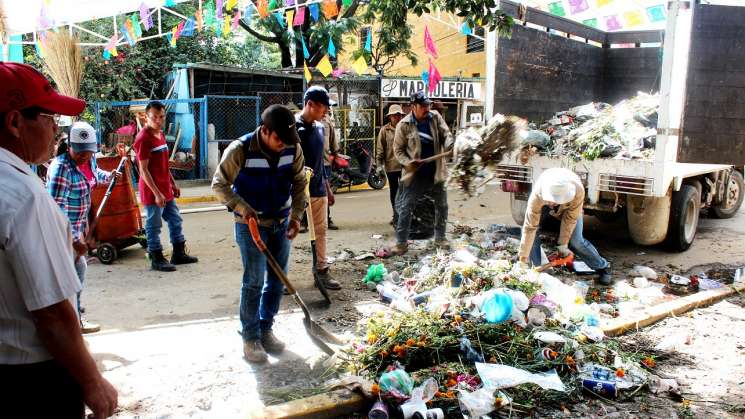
[232,131,296,219]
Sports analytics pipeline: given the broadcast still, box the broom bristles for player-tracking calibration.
[0,1,7,43]
[42,31,84,98]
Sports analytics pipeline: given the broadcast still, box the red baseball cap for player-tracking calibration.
[0,63,86,116]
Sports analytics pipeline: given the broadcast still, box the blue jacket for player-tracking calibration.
[231,131,298,219]
[296,114,326,197]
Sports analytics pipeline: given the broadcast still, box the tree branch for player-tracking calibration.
[238,19,281,44]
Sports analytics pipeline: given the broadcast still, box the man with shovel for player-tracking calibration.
[211,105,306,363]
[389,91,454,256]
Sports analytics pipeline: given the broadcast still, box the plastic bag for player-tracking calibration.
[379,367,415,397]
[481,291,513,324]
[460,337,485,363]
[458,388,510,417]
[400,378,438,418]
[475,363,567,392]
[533,331,566,344]
[629,265,657,280]
[365,263,388,284]
[521,129,550,149]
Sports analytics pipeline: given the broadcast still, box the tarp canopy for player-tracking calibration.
[1,0,191,36]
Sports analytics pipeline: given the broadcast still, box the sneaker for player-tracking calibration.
[596,267,613,286]
[317,268,342,290]
[80,319,101,334]
[261,331,286,354]
[328,219,339,230]
[243,340,268,363]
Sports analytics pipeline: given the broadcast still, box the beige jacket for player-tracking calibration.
[375,123,402,172]
[393,110,453,184]
[211,130,307,226]
[322,115,339,167]
[518,171,585,262]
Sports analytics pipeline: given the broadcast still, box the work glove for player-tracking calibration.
[557,244,572,257]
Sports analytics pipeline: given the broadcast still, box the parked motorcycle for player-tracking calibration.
[330,140,386,192]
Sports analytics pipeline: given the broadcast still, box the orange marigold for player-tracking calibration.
[615,368,625,378]
[371,384,380,395]
[642,357,657,368]
[405,338,416,347]
[494,397,504,407]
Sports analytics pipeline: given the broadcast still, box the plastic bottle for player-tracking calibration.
[376,282,401,304]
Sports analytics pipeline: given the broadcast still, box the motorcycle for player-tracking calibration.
[329,140,386,192]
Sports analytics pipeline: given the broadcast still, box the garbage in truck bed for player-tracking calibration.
[525,92,660,161]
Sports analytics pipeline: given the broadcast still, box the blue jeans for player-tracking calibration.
[235,220,290,341]
[395,174,448,244]
[145,200,185,252]
[74,257,86,319]
[529,209,609,270]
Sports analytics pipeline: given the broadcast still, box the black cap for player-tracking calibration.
[411,90,432,106]
[304,85,337,107]
[262,104,301,145]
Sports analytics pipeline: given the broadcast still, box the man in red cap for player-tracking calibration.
[0,63,118,418]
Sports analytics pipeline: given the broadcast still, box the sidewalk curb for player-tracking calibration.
[255,282,745,418]
[175,195,218,205]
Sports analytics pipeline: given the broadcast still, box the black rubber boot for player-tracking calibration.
[171,241,198,265]
[150,250,176,272]
[596,266,613,286]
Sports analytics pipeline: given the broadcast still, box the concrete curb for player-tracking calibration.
[255,282,745,418]
[175,195,218,205]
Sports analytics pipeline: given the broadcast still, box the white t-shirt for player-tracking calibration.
[0,147,81,365]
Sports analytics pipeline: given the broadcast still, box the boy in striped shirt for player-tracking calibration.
[134,101,198,271]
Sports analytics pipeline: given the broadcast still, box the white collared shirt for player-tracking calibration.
[0,147,81,364]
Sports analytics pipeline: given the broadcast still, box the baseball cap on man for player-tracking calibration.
[411,91,433,106]
[69,121,99,153]
[303,85,337,107]
[0,63,86,115]
[262,104,301,145]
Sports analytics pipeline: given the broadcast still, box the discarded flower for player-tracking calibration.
[616,368,625,378]
[371,383,380,395]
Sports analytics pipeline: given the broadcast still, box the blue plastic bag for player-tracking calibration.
[481,291,514,323]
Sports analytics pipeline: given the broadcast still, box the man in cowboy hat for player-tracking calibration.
[376,104,406,226]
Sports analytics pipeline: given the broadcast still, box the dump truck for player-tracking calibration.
[485,0,745,251]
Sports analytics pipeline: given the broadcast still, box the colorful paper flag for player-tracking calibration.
[304,61,312,82]
[568,0,589,15]
[332,68,344,78]
[322,0,338,19]
[103,49,111,60]
[460,22,472,35]
[364,30,372,52]
[351,55,367,74]
[604,15,622,31]
[182,17,195,36]
[168,32,177,48]
[165,0,176,7]
[428,60,441,94]
[205,1,216,25]
[301,36,310,59]
[582,18,598,28]
[309,3,320,22]
[342,0,353,7]
[328,38,336,58]
[258,0,269,18]
[421,70,429,88]
[131,14,143,37]
[294,7,306,26]
[223,15,231,36]
[317,55,333,77]
[286,0,295,6]
[647,5,666,23]
[286,10,295,27]
[423,26,438,59]
[176,20,185,38]
[268,0,277,10]
[140,2,153,31]
[624,10,644,28]
[217,0,224,19]
[233,10,241,30]
[596,0,612,6]
[121,24,136,46]
[274,12,285,27]
[226,0,237,10]
[106,34,119,56]
[548,1,566,17]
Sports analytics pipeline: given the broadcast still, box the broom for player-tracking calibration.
[41,31,84,98]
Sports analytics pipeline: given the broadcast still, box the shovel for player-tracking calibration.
[537,254,575,273]
[400,150,453,186]
[304,169,332,305]
[248,217,341,355]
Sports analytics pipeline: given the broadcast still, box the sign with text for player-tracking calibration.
[381,78,482,101]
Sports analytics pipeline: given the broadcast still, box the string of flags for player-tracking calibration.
[422,25,441,94]
[544,0,667,31]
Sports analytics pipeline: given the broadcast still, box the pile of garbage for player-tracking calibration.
[524,92,659,161]
[342,226,661,417]
[450,114,526,197]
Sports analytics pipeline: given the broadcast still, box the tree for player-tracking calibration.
[237,0,513,71]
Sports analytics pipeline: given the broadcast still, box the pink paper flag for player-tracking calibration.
[568,0,589,15]
[232,10,241,30]
[175,20,185,39]
[293,6,306,26]
[428,60,442,94]
[332,68,344,78]
[604,15,622,31]
[140,2,153,30]
[424,26,438,59]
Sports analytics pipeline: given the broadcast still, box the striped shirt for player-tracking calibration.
[0,147,81,364]
[47,153,111,241]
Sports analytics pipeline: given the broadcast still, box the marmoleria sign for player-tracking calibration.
[381,78,482,100]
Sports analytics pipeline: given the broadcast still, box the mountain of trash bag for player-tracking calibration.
[528,92,659,161]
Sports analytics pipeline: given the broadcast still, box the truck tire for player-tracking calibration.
[510,194,527,226]
[711,170,744,219]
[666,184,700,251]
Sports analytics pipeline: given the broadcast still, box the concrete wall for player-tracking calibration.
[679,4,745,166]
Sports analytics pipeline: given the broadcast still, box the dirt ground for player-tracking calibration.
[81,185,745,418]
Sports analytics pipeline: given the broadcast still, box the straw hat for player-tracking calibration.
[386,104,405,116]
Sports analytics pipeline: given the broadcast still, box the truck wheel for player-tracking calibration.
[666,184,700,251]
[711,170,743,219]
[510,193,527,226]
